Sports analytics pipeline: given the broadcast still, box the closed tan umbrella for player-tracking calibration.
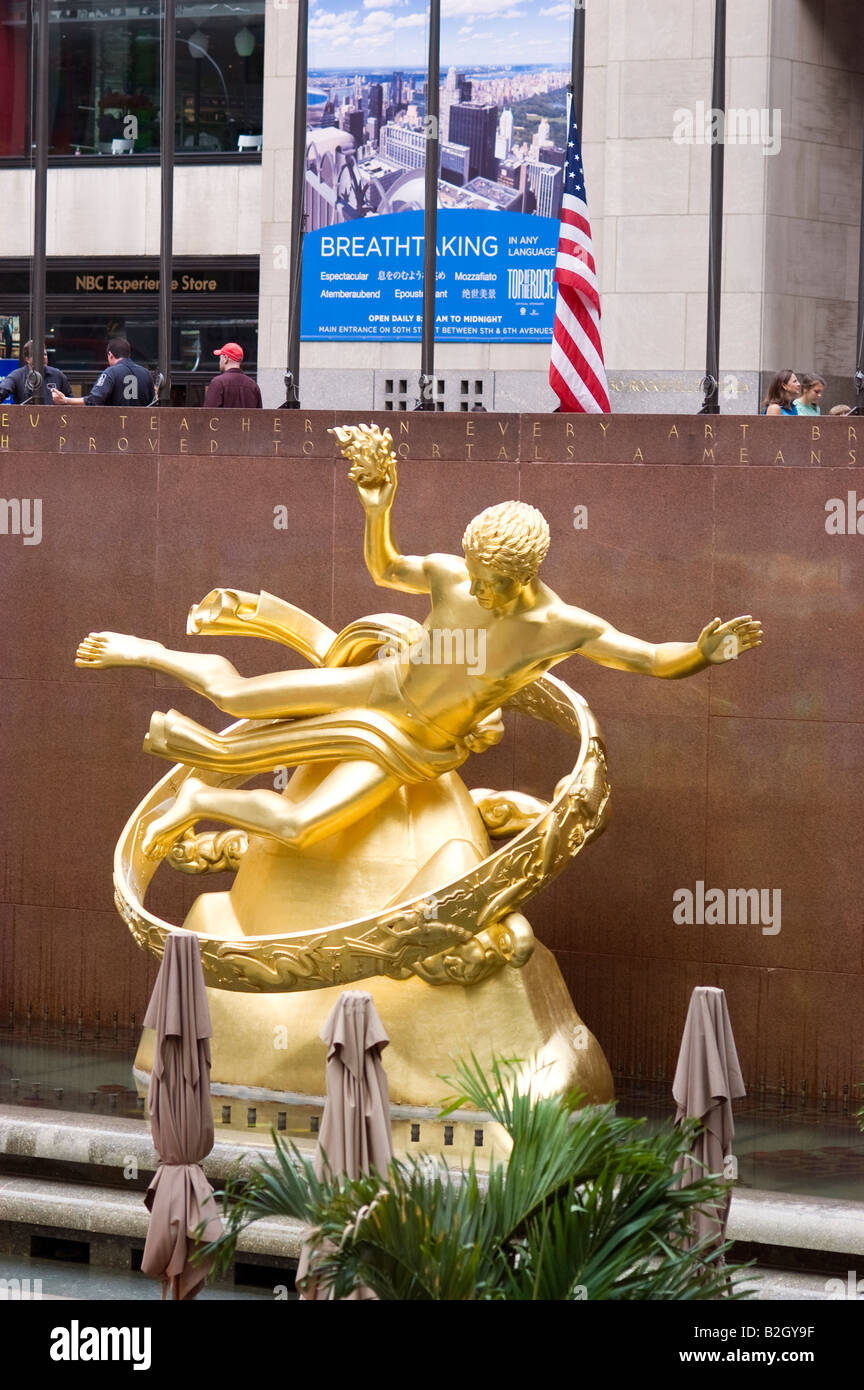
[141,932,223,1300]
[673,985,746,1252]
[297,990,393,1300]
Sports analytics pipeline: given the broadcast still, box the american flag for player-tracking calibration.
[549,107,610,414]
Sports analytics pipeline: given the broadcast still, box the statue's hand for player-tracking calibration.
[697,614,763,665]
[330,424,398,513]
[353,455,398,515]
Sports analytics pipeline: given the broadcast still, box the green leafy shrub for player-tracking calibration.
[205,1055,749,1301]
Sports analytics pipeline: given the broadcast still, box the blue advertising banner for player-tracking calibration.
[301,4,572,342]
[301,209,558,341]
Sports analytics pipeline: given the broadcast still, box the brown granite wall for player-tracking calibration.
[1,408,862,1096]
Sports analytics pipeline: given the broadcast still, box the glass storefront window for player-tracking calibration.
[4,2,265,159]
[177,7,265,154]
[44,316,258,378]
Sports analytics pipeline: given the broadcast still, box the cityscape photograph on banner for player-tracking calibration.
[300,1,570,342]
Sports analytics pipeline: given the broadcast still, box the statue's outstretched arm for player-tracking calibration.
[573,613,762,679]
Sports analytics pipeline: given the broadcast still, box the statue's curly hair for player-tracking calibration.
[462,501,551,582]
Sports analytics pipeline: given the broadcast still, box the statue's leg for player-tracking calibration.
[77,631,379,719]
[142,759,401,859]
[77,632,245,698]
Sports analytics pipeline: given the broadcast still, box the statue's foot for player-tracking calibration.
[75,631,163,669]
[142,777,206,861]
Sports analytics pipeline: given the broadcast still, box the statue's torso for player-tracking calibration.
[375,586,574,745]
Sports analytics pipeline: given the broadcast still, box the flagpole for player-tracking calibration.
[418,0,441,410]
[853,131,864,412]
[283,0,309,408]
[699,0,726,415]
[569,0,586,131]
[158,0,176,401]
[30,0,50,404]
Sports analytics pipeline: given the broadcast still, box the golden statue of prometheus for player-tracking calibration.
[77,423,762,994]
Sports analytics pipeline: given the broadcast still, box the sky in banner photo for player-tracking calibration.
[308,0,575,67]
[301,0,575,341]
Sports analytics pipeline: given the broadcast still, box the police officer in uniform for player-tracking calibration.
[51,337,154,407]
[1,341,72,405]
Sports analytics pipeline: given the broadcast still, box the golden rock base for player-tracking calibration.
[135,762,613,1108]
[135,943,613,1108]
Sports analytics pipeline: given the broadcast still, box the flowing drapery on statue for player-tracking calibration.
[673,986,746,1253]
[144,698,504,785]
[141,932,223,1299]
[296,991,393,1300]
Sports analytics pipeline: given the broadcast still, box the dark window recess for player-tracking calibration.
[443,1124,454,1146]
[310,1115,320,1133]
[474,1128,484,1147]
[0,269,29,298]
[398,379,407,393]
[235,1261,296,1291]
[410,1123,420,1142]
[459,376,487,410]
[385,378,393,393]
[246,1107,257,1127]
[31,1235,89,1264]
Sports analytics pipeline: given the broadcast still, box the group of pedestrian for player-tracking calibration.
[0,338,261,408]
[762,370,852,417]
[2,340,856,418]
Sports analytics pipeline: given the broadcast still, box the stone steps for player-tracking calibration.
[2,1104,862,1300]
[0,1101,315,1185]
[0,1175,304,1260]
[728,1188,864,1259]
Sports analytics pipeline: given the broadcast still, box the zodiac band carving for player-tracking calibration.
[79,424,762,992]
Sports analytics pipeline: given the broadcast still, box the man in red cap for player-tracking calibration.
[204,343,262,409]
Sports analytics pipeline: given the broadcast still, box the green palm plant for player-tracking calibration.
[204,1054,749,1301]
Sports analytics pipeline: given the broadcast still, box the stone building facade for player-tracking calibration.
[0,0,861,411]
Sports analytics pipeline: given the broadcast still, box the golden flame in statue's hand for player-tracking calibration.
[330,423,397,487]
